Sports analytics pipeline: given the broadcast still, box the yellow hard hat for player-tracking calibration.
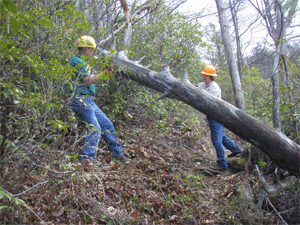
[77,36,96,49]
[201,65,217,76]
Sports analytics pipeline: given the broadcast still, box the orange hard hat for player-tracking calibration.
[201,65,217,76]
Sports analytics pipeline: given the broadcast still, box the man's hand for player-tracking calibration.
[82,73,102,86]
[82,64,114,86]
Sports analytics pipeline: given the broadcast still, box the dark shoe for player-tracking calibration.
[209,163,228,172]
[228,152,242,158]
[113,155,131,163]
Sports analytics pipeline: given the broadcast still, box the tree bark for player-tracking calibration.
[229,0,243,77]
[120,0,132,48]
[271,44,281,129]
[215,0,246,111]
[100,50,300,174]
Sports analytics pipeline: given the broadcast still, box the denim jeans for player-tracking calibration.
[207,117,242,169]
[71,96,123,160]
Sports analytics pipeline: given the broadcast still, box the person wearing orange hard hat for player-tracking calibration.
[198,65,242,171]
[69,36,130,163]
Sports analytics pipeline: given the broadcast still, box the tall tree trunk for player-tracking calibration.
[271,44,281,129]
[120,0,132,48]
[229,0,243,77]
[100,49,300,174]
[215,0,246,111]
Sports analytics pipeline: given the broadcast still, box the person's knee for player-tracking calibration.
[86,128,101,141]
[103,122,116,134]
[211,139,218,146]
[211,136,222,145]
[212,142,223,151]
[92,129,101,137]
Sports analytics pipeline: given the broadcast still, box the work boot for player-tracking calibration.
[112,155,131,163]
[228,151,242,158]
[209,162,228,172]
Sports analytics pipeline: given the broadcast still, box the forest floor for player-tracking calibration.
[0,107,299,224]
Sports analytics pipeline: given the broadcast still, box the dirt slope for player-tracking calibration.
[1,110,298,224]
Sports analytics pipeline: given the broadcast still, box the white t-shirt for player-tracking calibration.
[198,81,221,99]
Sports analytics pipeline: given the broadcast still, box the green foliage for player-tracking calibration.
[214,66,235,104]
[0,1,92,159]
[258,161,267,167]
[0,187,29,211]
[134,90,204,137]
[103,93,126,122]
[172,173,203,204]
[203,23,227,69]
[47,117,70,133]
[96,70,138,123]
[131,4,205,83]
[242,67,272,123]
[279,60,300,143]
[125,195,141,207]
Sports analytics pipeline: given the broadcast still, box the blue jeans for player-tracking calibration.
[71,96,123,160]
[207,117,242,169]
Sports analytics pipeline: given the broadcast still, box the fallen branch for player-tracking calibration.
[196,168,222,176]
[266,198,288,225]
[13,180,49,197]
[2,188,47,225]
[31,163,75,174]
[93,174,106,201]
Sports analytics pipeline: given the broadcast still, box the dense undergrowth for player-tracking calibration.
[1,103,299,224]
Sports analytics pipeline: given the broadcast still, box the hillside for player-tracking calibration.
[1,104,299,225]
[1,0,300,224]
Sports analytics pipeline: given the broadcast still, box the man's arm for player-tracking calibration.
[208,83,222,99]
[82,64,114,86]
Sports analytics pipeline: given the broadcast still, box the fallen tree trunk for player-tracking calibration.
[100,50,300,174]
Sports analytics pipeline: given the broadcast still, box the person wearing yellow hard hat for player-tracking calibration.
[70,35,130,163]
[198,65,242,171]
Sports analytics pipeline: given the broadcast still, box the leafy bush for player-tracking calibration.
[0,1,92,220]
[242,67,272,124]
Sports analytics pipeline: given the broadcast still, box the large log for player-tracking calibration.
[100,50,300,174]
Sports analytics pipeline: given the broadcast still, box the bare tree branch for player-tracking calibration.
[120,0,132,48]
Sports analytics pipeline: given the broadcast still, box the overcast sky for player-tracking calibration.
[178,0,259,57]
[177,0,300,57]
